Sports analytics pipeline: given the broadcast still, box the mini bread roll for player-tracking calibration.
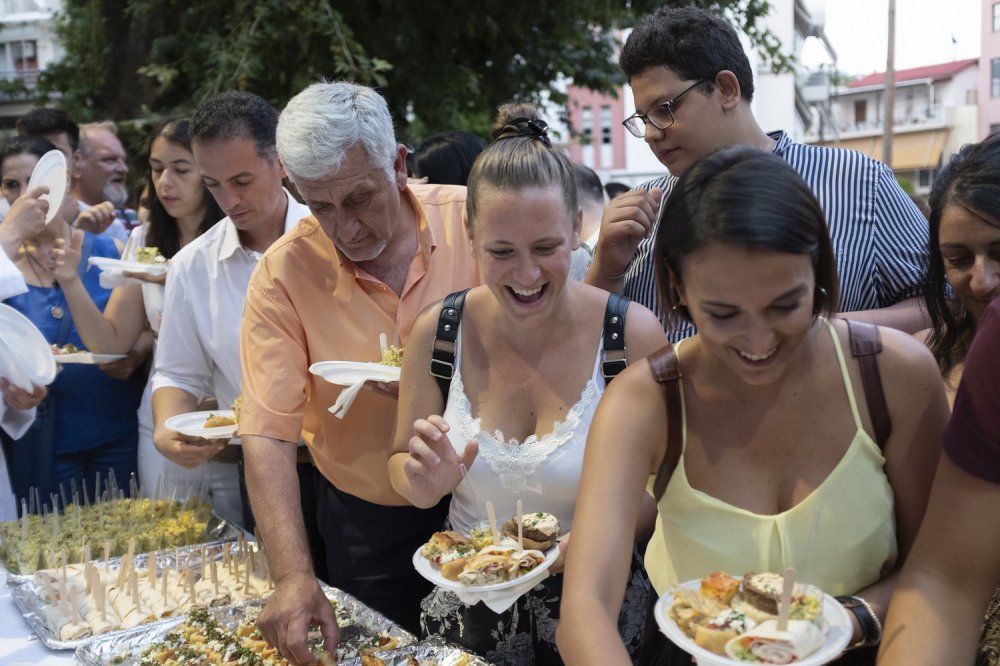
[440,555,473,581]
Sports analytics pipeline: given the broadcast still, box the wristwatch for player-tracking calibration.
[835,595,883,649]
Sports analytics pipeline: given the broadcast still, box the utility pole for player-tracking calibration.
[883,0,896,169]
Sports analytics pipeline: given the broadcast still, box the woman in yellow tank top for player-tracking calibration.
[557,148,949,666]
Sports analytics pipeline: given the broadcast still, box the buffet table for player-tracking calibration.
[0,581,70,665]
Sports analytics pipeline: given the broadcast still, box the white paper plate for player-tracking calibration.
[653,579,852,666]
[309,361,401,386]
[88,256,168,277]
[164,410,238,439]
[412,544,559,593]
[0,303,57,391]
[26,149,67,225]
[52,352,127,365]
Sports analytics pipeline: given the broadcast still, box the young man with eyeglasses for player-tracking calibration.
[587,6,931,341]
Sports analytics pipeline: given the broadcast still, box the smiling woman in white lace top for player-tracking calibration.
[387,103,667,666]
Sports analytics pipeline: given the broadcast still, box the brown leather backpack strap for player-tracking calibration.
[846,319,892,451]
[648,343,683,502]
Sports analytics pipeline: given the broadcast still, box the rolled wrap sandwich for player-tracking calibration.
[725,619,825,664]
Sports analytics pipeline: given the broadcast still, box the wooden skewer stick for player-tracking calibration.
[486,501,499,546]
[777,566,797,632]
[516,499,524,551]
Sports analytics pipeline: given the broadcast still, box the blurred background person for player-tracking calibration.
[570,162,605,280]
[409,130,486,185]
[54,117,222,502]
[0,135,143,508]
[73,121,134,246]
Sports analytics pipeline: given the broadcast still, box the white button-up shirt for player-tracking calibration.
[0,252,33,441]
[152,190,310,410]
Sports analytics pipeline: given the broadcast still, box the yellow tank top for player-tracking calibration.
[645,319,896,596]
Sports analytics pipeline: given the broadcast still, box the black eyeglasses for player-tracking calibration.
[622,78,710,138]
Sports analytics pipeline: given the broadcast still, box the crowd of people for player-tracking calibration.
[0,5,997,666]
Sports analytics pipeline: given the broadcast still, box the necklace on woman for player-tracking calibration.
[22,245,65,320]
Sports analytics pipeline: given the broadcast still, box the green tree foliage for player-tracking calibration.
[36,0,787,143]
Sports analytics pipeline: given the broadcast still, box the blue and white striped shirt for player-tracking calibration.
[623,131,930,342]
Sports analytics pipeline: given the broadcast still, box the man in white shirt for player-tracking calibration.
[150,91,310,529]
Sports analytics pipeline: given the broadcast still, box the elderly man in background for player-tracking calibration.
[72,121,134,245]
[239,81,479,663]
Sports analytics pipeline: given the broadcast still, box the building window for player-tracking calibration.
[854,100,867,125]
[994,2,1000,31]
[993,59,1000,97]
[580,106,594,168]
[2,39,39,86]
[600,105,612,144]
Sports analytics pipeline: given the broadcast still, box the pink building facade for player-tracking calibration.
[982,0,1000,136]
[565,85,627,175]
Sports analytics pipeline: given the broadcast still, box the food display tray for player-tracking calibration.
[73,585,417,665]
[12,539,263,650]
[362,635,494,665]
[0,511,239,586]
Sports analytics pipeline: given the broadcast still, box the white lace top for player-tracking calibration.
[444,325,606,534]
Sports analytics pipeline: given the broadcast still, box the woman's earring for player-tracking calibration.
[814,285,828,313]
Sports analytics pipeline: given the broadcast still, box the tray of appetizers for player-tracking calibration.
[12,536,273,649]
[73,585,417,665]
[358,635,492,665]
[0,496,239,584]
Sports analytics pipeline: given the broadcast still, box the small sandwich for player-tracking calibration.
[724,619,825,663]
[694,608,755,655]
[457,552,516,586]
[501,511,560,551]
[420,530,475,567]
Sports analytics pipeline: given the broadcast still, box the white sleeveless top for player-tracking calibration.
[444,325,606,534]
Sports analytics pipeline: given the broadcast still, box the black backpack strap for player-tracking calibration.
[430,289,470,401]
[648,344,683,503]
[601,291,630,383]
[846,319,892,451]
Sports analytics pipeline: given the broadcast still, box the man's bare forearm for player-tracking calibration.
[242,434,314,583]
[840,296,928,334]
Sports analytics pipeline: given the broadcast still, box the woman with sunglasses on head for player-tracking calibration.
[52,118,228,516]
[1,135,144,508]
[557,147,948,666]
[388,103,667,665]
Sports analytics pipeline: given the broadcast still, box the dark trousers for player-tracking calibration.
[237,455,328,583]
[315,475,449,635]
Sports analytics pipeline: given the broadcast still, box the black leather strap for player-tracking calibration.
[846,319,891,451]
[648,344,683,503]
[601,292,630,383]
[431,289,469,401]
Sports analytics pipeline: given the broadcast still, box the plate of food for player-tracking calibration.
[0,303,57,391]
[51,344,126,365]
[26,149,67,225]
[654,571,852,665]
[89,255,168,278]
[309,361,401,386]
[413,511,561,594]
[164,410,238,440]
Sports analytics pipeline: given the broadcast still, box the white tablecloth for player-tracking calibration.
[0,581,72,665]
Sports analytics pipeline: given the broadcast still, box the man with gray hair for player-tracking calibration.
[239,81,479,660]
[72,121,134,245]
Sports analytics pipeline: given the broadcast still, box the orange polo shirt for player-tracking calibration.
[239,184,479,506]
